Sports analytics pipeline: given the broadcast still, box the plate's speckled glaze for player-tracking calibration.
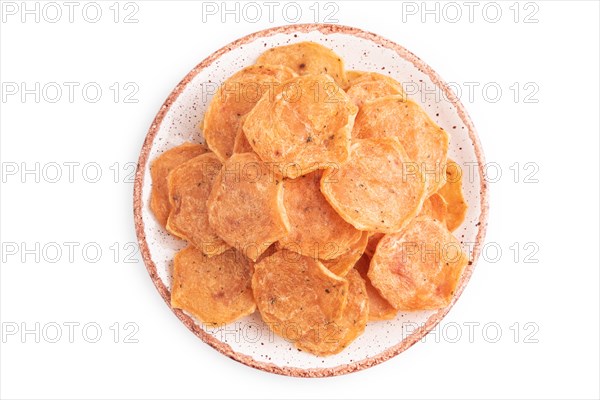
[133,24,488,377]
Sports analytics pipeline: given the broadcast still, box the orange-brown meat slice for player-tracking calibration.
[252,249,348,341]
[279,170,362,260]
[346,71,406,107]
[243,74,357,178]
[418,193,448,224]
[354,254,397,321]
[150,142,208,227]
[353,95,449,195]
[203,64,297,161]
[369,218,469,311]
[256,42,347,87]
[207,152,290,261]
[171,246,255,326]
[437,159,468,231]
[296,269,368,356]
[166,152,229,256]
[320,137,426,233]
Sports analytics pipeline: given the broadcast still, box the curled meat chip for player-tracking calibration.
[243,74,358,178]
[204,64,297,161]
[171,246,255,326]
[252,249,348,341]
[207,152,290,261]
[369,218,469,311]
[320,137,426,233]
[256,41,347,87]
[150,142,208,227]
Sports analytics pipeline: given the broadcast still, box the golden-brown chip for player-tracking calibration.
[203,64,297,161]
[320,137,426,233]
[207,152,290,261]
[346,71,406,107]
[166,153,229,256]
[150,143,208,227]
[256,42,347,87]
[232,115,254,154]
[353,95,449,195]
[364,232,385,258]
[345,70,364,87]
[321,231,369,276]
[171,246,255,326]
[295,269,368,356]
[243,74,358,177]
[252,249,349,341]
[279,171,362,259]
[437,159,468,232]
[354,254,398,321]
[419,193,448,224]
[369,218,469,311]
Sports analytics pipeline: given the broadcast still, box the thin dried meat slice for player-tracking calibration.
[171,246,255,326]
[279,171,362,259]
[296,269,368,356]
[166,152,229,256]
[256,42,347,87]
[418,193,448,224]
[346,71,406,107]
[252,249,349,341]
[353,95,449,195]
[320,137,426,233]
[354,254,397,321]
[244,74,357,177]
[203,64,297,161]
[150,142,208,227]
[437,159,468,232]
[345,70,364,87]
[232,115,254,154]
[369,218,469,311]
[207,152,290,261]
[321,231,369,276]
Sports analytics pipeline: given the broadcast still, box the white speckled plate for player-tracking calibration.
[134,24,488,377]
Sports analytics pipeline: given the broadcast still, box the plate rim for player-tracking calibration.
[133,23,489,377]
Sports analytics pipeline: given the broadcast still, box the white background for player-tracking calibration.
[1,1,599,399]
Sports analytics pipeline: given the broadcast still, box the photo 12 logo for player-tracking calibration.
[1,321,140,344]
[400,1,540,24]
[404,320,540,344]
[1,82,139,104]
[200,1,340,23]
[1,1,140,23]
[1,161,137,184]
[1,241,141,265]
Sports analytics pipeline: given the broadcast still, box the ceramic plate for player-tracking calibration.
[133,24,488,377]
